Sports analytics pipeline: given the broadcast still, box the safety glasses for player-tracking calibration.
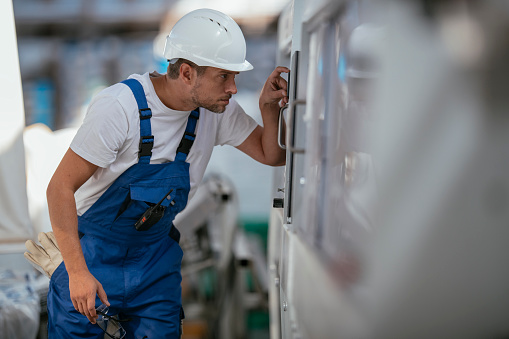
[95,304,127,339]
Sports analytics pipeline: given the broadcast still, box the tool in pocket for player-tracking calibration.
[135,188,175,231]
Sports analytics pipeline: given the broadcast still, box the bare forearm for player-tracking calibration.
[237,66,289,166]
[47,182,88,277]
[45,148,107,322]
[260,103,286,166]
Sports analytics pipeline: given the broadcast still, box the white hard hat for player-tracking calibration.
[163,8,253,72]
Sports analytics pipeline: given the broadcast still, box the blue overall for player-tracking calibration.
[47,79,199,338]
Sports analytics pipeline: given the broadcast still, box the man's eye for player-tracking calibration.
[220,74,227,79]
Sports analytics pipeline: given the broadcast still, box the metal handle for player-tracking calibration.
[286,99,306,154]
[278,105,288,150]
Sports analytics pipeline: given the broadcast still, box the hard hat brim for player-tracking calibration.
[206,60,254,72]
[167,51,254,72]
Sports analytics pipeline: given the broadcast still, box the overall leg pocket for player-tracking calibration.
[49,260,67,291]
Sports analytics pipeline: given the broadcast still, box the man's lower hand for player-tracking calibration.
[69,271,110,324]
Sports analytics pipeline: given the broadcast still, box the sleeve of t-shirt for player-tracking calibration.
[215,99,258,147]
[70,93,129,168]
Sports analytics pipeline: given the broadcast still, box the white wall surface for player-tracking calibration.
[0,0,33,252]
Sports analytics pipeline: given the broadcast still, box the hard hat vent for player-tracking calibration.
[200,16,228,32]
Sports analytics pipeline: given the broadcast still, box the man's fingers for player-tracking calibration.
[267,68,289,89]
[72,299,79,313]
[73,295,97,323]
[271,66,290,78]
[86,297,98,324]
[267,89,287,101]
[268,77,288,96]
[77,300,87,318]
[68,273,107,324]
[275,75,289,88]
[97,285,110,307]
[269,69,289,86]
[270,78,288,91]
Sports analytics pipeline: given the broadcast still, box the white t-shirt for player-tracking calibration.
[71,72,257,216]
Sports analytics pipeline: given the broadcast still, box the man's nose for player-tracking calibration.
[226,78,237,95]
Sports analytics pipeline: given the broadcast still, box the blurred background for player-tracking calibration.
[6,1,509,339]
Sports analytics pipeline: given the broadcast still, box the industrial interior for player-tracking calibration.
[1,0,509,338]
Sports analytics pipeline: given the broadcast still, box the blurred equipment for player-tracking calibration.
[174,174,269,339]
[269,0,509,338]
[0,270,40,339]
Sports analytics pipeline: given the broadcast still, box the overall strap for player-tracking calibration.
[175,109,200,162]
[121,78,153,164]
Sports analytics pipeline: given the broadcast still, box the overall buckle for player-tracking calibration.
[138,136,154,159]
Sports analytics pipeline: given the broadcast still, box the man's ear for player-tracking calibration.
[179,63,196,84]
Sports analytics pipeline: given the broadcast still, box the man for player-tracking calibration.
[45,8,288,338]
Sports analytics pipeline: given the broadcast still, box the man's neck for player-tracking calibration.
[150,74,194,111]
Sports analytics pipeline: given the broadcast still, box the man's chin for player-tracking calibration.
[205,103,227,114]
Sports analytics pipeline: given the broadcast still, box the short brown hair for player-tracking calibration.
[167,58,207,79]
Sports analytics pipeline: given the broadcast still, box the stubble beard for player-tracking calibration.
[190,85,228,114]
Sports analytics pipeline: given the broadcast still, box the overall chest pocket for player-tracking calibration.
[113,184,185,229]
